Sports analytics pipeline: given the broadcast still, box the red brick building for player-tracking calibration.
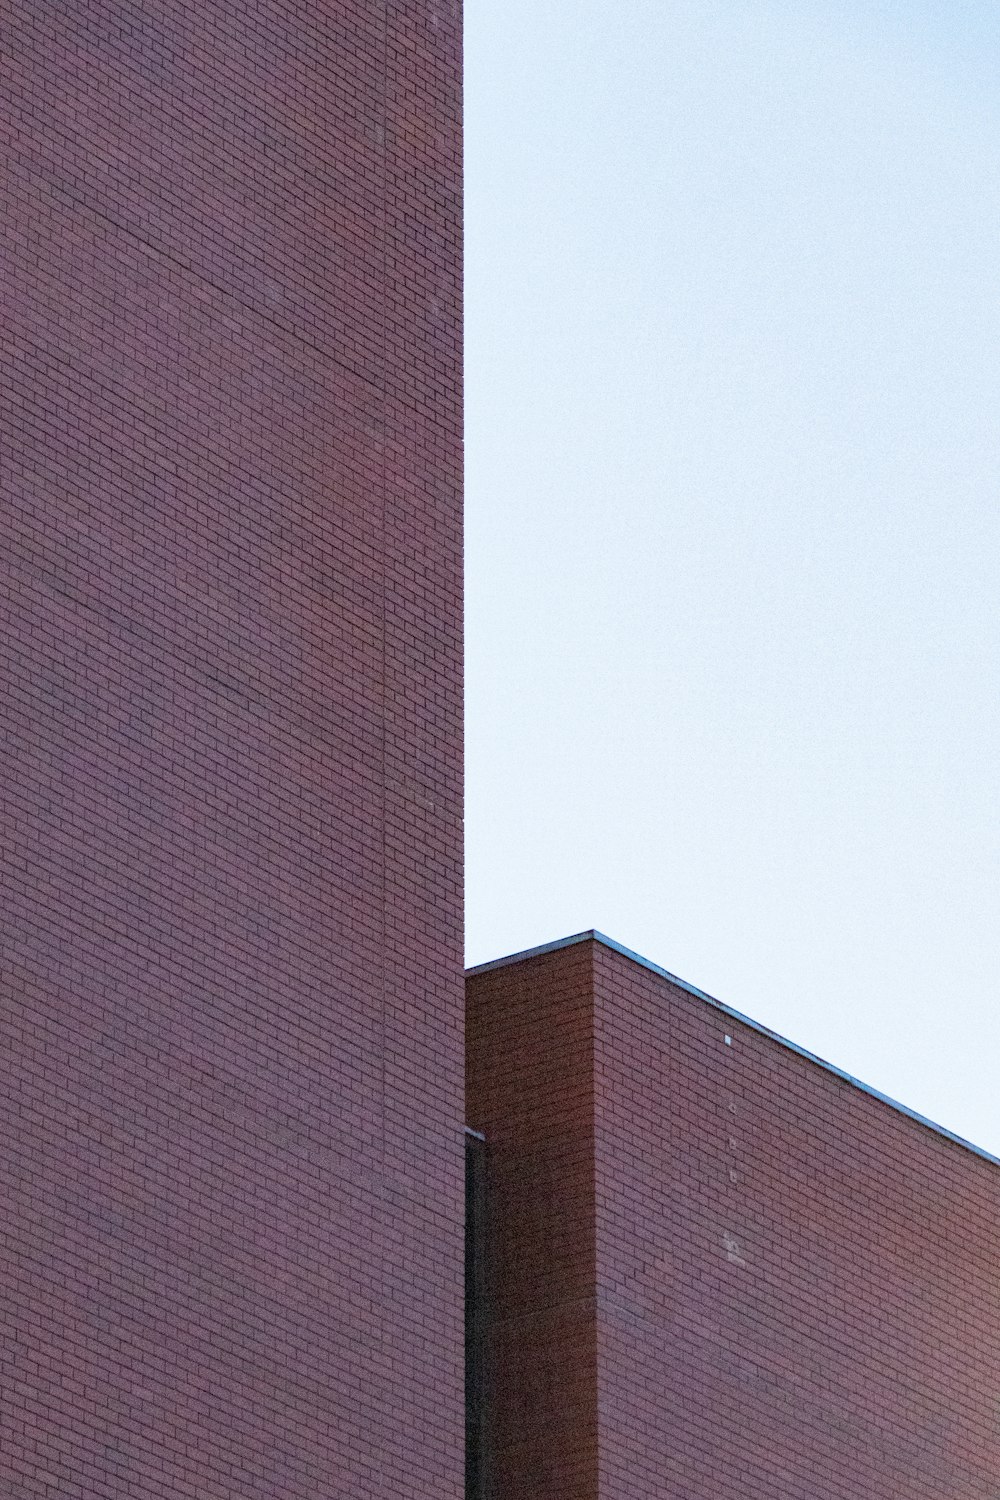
[5,5,1000,1500]
[467,931,1000,1499]
[2,3,463,1495]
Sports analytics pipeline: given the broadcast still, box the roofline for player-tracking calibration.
[466,929,1000,1173]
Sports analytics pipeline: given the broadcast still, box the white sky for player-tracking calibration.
[464,1,1000,1158]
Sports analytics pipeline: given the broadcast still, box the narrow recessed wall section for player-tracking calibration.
[465,1128,488,1500]
[465,940,600,1498]
[466,932,1000,1500]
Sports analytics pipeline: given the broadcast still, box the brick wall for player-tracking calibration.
[465,941,599,1500]
[1,4,463,1495]
[468,935,1000,1499]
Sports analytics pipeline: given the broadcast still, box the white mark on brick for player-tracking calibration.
[723,1232,746,1266]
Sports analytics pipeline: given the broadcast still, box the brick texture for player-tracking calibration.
[1,3,463,1496]
[467,936,1000,1499]
[465,942,598,1500]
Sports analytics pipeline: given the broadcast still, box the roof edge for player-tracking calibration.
[466,929,1000,1173]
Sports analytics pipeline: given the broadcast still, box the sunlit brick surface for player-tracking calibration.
[468,936,1000,1499]
[1,4,463,1495]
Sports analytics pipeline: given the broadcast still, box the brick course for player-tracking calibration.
[467,934,1000,1499]
[1,4,463,1496]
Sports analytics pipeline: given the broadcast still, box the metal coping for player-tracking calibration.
[466,929,1000,1172]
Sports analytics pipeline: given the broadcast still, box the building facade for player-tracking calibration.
[467,932,1000,1499]
[2,3,463,1495]
[5,6,1000,1500]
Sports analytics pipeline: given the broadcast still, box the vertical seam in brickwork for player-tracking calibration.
[588,939,602,1500]
[379,0,389,1165]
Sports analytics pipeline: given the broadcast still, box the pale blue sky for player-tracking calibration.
[464,1,1000,1156]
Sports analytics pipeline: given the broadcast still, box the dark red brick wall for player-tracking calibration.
[466,943,599,1500]
[1,4,463,1495]
[469,936,1000,1499]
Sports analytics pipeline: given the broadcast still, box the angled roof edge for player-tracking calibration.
[466,929,1000,1173]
